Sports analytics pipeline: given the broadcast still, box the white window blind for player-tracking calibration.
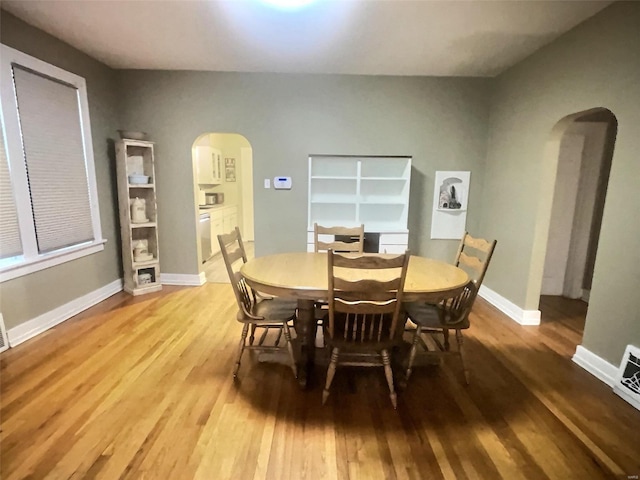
[0,127,23,259]
[0,44,104,282]
[13,66,94,253]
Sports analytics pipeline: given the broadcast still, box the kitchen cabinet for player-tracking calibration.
[116,139,162,295]
[196,146,222,185]
[223,208,238,235]
[208,205,238,257]
[210,209,224,256]
[307,155,411,253]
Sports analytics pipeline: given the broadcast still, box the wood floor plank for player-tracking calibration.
[1,285,639,479]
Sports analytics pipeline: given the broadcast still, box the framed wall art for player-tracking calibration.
[225,157,236,182]
[430,170,470,239]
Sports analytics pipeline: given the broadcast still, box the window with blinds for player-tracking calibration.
[13,66,95,253]
[0,45,104,282]
[0,128,22,260]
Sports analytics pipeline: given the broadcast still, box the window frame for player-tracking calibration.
[0,44,105,283]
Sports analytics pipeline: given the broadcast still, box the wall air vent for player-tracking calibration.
[614,344,640,411]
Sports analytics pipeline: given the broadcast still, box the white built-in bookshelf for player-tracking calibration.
[307,155,411,253]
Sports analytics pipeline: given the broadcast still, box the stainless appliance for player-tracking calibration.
[214,192,224,204]
[199,212,211,262]
[205,193,217,205]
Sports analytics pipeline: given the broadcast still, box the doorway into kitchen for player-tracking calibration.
[539,108,617,342]
[192,132,255,283]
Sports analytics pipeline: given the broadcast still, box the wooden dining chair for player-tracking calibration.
[452,231,497,287]
[218,227,297,379]
[323,249,410,408]
[404,232,496,384]
[313,223,365,253]
[313,223,366,345]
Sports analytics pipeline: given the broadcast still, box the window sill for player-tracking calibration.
[0,239,107,283]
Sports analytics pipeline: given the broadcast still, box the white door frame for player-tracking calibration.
[541,133,584,296]
[240,147,254,241]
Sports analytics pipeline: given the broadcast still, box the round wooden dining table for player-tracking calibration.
[240,252,469,388]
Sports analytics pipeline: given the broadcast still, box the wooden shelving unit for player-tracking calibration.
[115,139,162,295]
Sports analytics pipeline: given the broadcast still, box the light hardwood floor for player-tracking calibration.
[1,287,638,479]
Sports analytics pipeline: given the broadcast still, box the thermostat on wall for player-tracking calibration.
[273,176,292,190]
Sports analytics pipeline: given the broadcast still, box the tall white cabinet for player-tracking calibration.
[116,139,162,295]
[195,145,222,185]
[307,156,411,253]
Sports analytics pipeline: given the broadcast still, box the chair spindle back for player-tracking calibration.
[218,227,256,316]
[454,232,497,295]
[327,250,409,342]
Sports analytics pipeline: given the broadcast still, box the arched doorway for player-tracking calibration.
[539,108,616,335]
[192,132,255,282]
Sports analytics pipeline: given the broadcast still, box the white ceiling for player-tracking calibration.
[2,0,612,77]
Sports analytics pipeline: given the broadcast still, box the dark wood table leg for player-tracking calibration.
[294,299,316,389]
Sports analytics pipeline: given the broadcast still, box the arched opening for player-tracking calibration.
[192,132,255,282]
[539,108,617,338]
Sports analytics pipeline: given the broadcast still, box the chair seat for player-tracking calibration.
[246,297,297,323]
[404,302,470,330]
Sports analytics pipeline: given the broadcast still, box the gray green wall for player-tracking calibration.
[481,1,640,365]
[117,71,492,274]
[0,12,122,330]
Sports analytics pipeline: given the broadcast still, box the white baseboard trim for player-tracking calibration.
[581,289,591,303]
[160,272,206,286]
[572,345,617,387]
[478,285,541,325]
[7,278,123,348]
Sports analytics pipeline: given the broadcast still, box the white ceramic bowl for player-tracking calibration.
[128,174,149,184]
[118,130,148,140]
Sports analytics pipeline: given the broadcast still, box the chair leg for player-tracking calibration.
[381,349,397,409]
[443,328,450,350]
[233,323,250,378]
[315,321,324,348]
[406,326,422,381]
[455,329,470,385]
[249,324,256,345]
[274,325,284,346]
[322,347,340,405]
[282,321,297,379]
